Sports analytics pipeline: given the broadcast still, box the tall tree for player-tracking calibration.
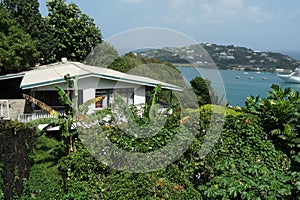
[45,0,102,62]
[190,76,218,105]
[85,42,119,67]
[2,0,55,65]
[0,5,39,74]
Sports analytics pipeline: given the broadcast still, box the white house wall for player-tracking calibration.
[31,77,146,109]
[134,86,145,105]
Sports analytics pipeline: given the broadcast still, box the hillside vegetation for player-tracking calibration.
[137,43,300,71]
[0,84,300,199]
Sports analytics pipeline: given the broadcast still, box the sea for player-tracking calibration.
[177,67,300,107]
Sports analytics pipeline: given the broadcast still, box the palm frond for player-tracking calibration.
[78,96,105,114]
[55,86,72,107]
[22,93,59,117]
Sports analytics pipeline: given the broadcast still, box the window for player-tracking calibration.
[33,90,83,110]
[95,89,113,108]
[34,91,64,109]
[95,88,134,108]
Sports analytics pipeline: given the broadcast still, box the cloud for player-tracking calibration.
[246,6,273,23]
[160,0,196,25]
[162,10,196,25]
[199,0,244,20]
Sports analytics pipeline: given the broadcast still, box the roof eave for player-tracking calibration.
[21,73,183,91]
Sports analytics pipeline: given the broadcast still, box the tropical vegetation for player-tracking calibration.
[0,82,300,199]
[0,0,102,73]
[0,1,299,200]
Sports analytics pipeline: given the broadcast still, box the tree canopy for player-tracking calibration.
[0,5,39,74]
[2,0,55,65]
[190,76,218,106]
[0,0,102,73]
[45,0,102,63]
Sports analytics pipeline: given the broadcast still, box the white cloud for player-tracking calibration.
[247,6,273,23]
[162,10,196,25]
[160,0,196,25]
[198,0,244,21]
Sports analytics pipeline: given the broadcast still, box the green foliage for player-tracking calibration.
[192,114,293,199]
[9,83,300,199]
[57,143,108,200]
[190,76,218,106]
[0,5,39,74]
[137,44,299,70]
[0,120,35,199]
[137,48,189,64]
[45,0,102,63]
[244,84,300,198]
[102,170,200,200]
[199,104,241,117]
[143,84,162,122]
[108,52,177,73]
[108,52,143,73]
[21,135,64,200]
[2,0,102,65]
[244,85,300,169]
[85,42,119,67]
[2,0,55,65]
[0,163,3,199]
[27,75,76,153]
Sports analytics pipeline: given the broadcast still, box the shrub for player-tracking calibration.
[0,120,35,199]
[0,163,4,199]
[196,114,293,199]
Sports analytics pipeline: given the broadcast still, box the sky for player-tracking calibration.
[38,0,300,56]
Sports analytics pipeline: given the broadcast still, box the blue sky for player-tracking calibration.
[38,0,300,54]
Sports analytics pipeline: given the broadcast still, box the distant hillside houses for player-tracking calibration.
[137,43,300,72]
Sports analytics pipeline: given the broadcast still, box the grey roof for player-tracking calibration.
[20,61,182,91]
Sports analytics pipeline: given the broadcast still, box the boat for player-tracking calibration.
[248,77,254,80]
[262,77,268,80]
[277,68,300,83]
[235,76,240,79]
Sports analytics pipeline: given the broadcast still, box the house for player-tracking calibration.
[0,60,182,122]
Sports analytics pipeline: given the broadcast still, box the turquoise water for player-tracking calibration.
[177,67,300,106]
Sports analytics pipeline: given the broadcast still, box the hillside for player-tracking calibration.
[136,43,300,72]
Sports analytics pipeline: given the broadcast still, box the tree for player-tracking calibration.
[0,5,39,74]
[85,42,119,67]
[23,74,105,154]
[45,0,102,62]
[190,76,218,106]
[245,84,300,175]
[2,0,55,65]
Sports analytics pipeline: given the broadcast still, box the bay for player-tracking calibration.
[177,66,300,107]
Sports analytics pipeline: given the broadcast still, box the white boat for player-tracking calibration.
[277,68,300,83]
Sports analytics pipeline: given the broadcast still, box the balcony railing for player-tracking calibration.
[18,113,53,123]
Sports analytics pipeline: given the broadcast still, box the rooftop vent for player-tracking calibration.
[61,57,68,63]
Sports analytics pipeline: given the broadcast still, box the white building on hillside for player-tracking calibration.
[0,60,182,122]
